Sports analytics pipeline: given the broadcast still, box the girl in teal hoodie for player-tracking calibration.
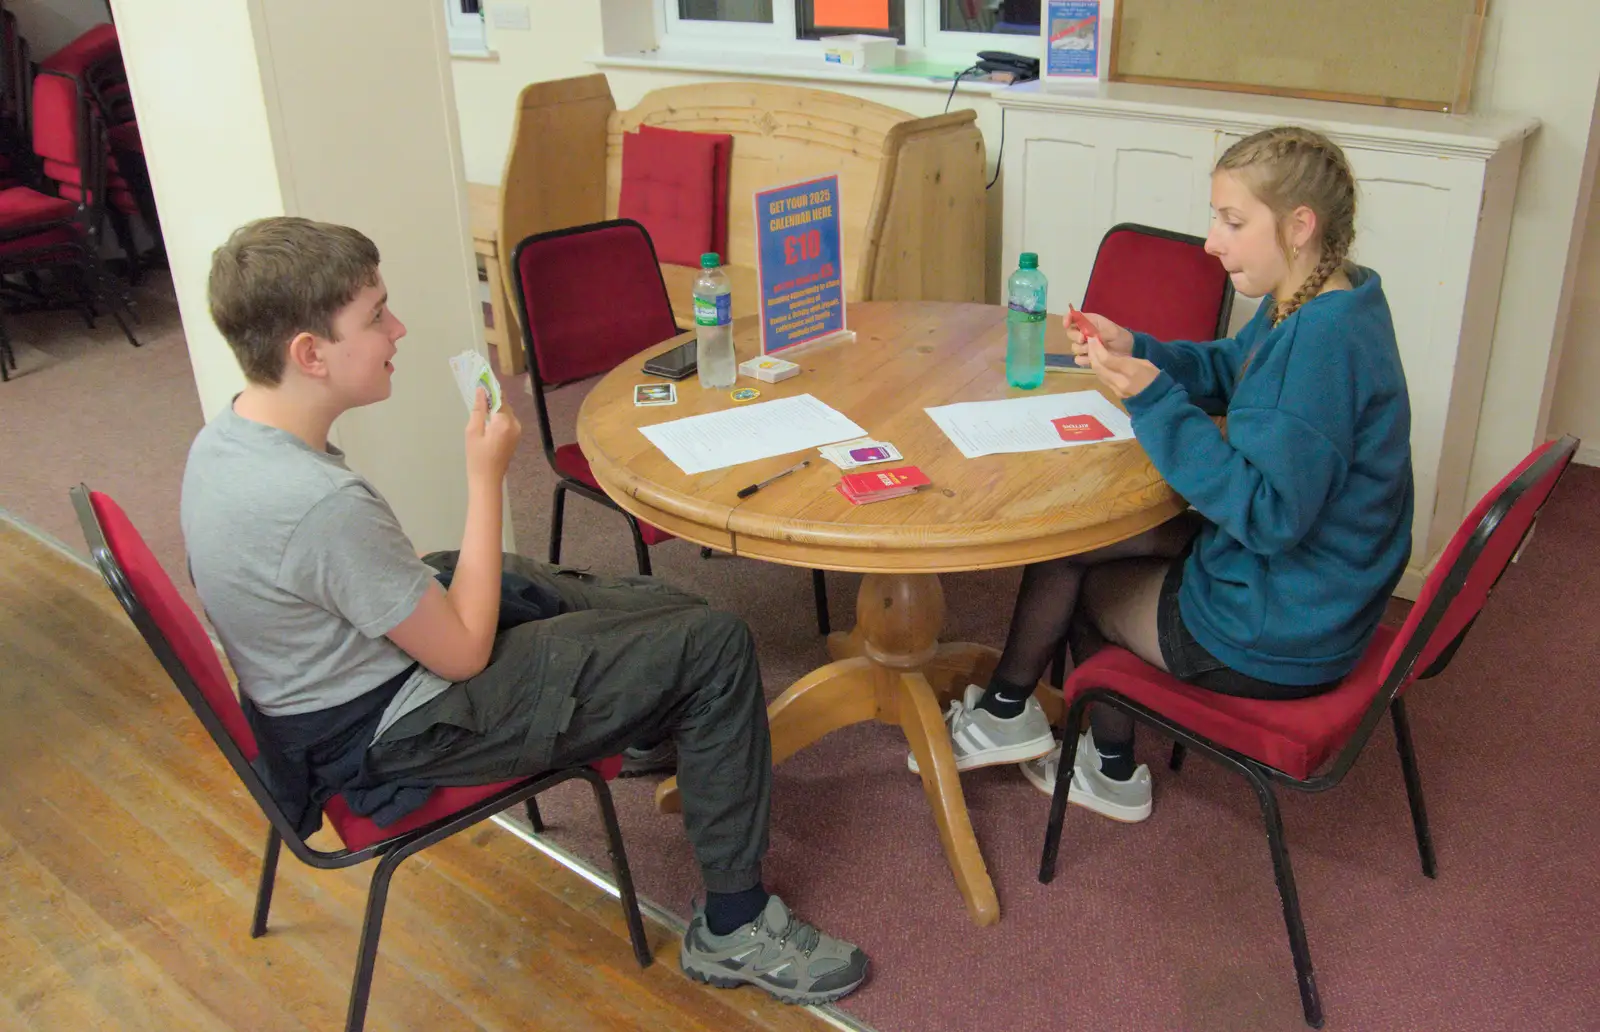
[917,127,1413,823]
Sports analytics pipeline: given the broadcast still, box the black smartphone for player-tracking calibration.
[642,338,697,380]
[1044,352,1083,372]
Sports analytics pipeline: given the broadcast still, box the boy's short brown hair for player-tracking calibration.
[208,217,381,385]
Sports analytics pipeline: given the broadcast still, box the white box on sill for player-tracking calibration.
[820,34,896,73]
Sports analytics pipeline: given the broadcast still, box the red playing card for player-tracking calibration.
[1064,305,1101,346]
[1052,415,1113,442]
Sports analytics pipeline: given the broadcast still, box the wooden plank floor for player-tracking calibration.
[0,518,843,1032]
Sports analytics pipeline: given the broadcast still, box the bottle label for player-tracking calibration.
[694,293,732,327]
[1008,296,1045,321]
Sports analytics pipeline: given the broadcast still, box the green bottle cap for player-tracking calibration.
[701,253,720,268]
[1019,252,1038,269]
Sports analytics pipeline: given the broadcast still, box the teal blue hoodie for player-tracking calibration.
[1124,266,1413,685]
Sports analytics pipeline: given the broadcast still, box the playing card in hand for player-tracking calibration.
[449,350,502,414]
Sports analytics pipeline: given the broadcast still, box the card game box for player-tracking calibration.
[836,465,931,505]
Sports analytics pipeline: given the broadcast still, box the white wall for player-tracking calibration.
[1548,180,1600,466]
[1468,8,1600,497]
[451,0,1600,501]
[114,0,486,553]
[7,0,106,60]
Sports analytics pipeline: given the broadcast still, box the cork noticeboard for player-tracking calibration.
[1111,0,1488,113]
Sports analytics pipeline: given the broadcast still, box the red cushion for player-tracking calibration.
[0,186,75,230]
[43,159,130,190]
[32,73,81,165]
[0,226,79,260]
[552,443,676,546]
[325,754,624,850]
[1065,628,1397,780]
[1081,227,1232,342]
[514,221,681,385]
[637,124,732,259]
[87,491,260,762]
[618,125,724,267]
[39,23,118,75]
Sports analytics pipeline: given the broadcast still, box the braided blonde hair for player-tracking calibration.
[1215,127,1357,326]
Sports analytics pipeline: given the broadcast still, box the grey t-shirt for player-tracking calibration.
[180,403,450,737]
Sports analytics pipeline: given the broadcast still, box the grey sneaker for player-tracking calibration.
[907,683,1056,774]
[1021,730,1152,822]
[619,739,677,777]
[680,894,869,1005]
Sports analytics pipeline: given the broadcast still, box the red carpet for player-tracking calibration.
[5,278,1596,1030]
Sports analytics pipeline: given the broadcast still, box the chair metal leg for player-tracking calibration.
[812,568,830,636]
[1390,698,1437,879]
[1246,766,1323,1029]
[1169,742,1188,772]
[700,547,713,559]
[625,515,652,576]
[344,847,411,1032]
[525,797,545,833]
[583,770,652,969]
[250,826,282,938]
[547,484,566,564]
[1039,694,1092,882]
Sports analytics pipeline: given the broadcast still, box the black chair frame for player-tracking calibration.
[509,218,831,635]
[1038,435,1578,1029]
[71,484,651,1032]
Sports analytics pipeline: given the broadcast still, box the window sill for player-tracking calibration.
[450,48,500,63]
[592,46,1015,97]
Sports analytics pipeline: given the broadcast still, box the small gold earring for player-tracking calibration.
[1292,245,1300,261]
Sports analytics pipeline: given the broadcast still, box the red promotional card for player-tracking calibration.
[1052,415,1113,442]
[839,465,931,496]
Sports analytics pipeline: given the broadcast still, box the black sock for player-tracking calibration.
[705,884,769,935]
[1095,736,1136,781]
[976,675,1032,719]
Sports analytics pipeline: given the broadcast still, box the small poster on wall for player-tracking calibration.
[1042,1,1107,83]
[753,175,848,356]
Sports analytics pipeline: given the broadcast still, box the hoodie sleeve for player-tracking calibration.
[1124,373,1347,557]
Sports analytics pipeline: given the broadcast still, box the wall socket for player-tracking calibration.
[490,3,531,31]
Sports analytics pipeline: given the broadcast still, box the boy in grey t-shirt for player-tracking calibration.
[182,217,866,1005]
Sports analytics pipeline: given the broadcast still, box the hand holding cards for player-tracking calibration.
[449,350,502,414]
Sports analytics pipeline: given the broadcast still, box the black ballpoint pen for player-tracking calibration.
[737,459,810,498]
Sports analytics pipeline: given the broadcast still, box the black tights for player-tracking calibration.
[987,514,1200,747]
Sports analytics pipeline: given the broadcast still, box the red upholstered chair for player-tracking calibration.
[70,485,650,1032]
[0,77,137,380]
[1046,222,1235,678]
[511,218,832,634]
[1038,436,1581,1029]
[1079,222,1235,342]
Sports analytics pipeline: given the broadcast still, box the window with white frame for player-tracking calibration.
[444,0,489,55]
[658,0,1041,61]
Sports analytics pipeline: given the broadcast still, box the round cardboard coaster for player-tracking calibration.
[729,387,762,402]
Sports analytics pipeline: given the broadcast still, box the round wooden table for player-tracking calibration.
[576,301,1183,926]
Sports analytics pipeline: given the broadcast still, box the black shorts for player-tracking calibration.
[1156,554,1339,701]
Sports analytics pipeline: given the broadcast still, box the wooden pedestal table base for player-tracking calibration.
[654,572,1065,927]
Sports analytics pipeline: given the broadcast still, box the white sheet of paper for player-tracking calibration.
[924,390,1135,459]
[639,394,867,475]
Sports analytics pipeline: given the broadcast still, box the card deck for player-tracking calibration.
[449,350,502,414]
[634,383,678,407]
[836,465,931,505]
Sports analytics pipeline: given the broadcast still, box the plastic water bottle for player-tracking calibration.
[694,253,736,389]
[1006,252,1048,390]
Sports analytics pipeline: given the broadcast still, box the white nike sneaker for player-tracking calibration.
[907,684,1056,774]
[1021,730,1152,823]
